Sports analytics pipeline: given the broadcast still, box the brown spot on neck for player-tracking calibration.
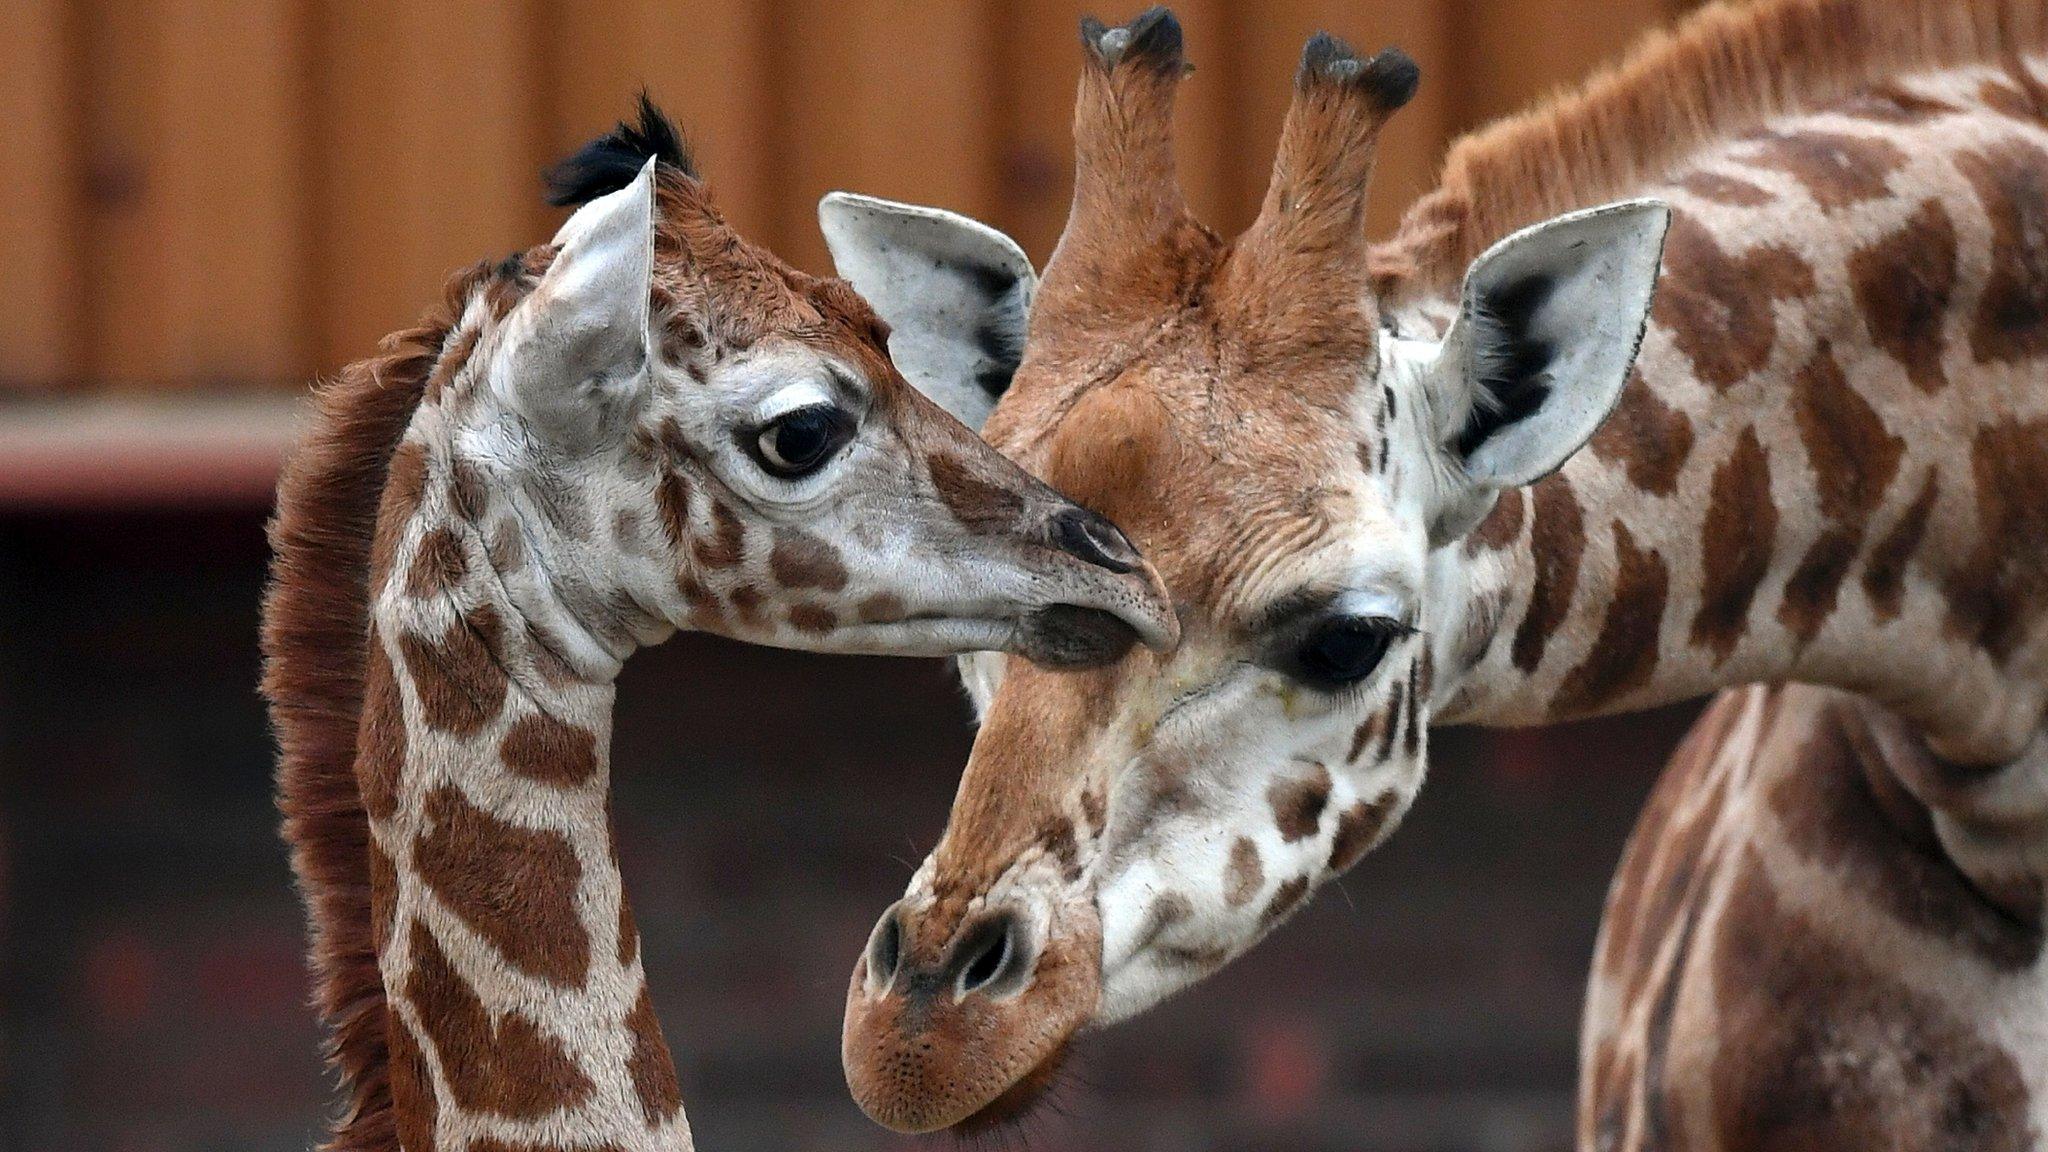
[1689,428,1776,663]
[1957,137,2048,365]
[388,1011,439,1152]
[1778,343,1905,645]
[1653,212,1815,390]
[1511,475,1586,673]
[1851,198,1958,393]
[1554,521,1670,717]
[1709,854,2035,1149]
[404,919,594,1118]
[1945,416,2048,659]
[358,628,407,821]
[1465,486,1525,553]
[1745,128,1906,211]
[1862,467,1940,623]
[397,605,510,735]
[1588,370,1695,498]
[373,442,430,594]
[448,456,488,523]
[1842,81,1964,123]
[1978,75,2040,120]
[413,786,591,987]
[624,987,683,1124]
[405,527,469,599]
[1675,169,1776,207]
[500,712,599,787]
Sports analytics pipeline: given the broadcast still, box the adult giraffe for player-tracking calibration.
[817,0,2048,1140]
[259,100,1175,1152]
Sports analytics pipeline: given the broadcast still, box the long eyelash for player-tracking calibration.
[1327,621,1422,705]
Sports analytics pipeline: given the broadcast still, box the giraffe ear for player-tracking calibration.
[498,156,658,447]
[818,192,1036,433]
[1429,199,1670,488]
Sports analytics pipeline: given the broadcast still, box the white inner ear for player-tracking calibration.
[1433,199,1671,490]
[818,191,1036,433]
[496,157,659,447]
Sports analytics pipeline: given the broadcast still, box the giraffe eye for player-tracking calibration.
[1291,617,1399,689]
[750,404,853,479]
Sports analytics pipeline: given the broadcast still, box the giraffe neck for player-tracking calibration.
[361,445,688,1150]
[1424,60,2048,765]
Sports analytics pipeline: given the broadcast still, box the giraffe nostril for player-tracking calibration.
[950,909,1029,998]
[960,924,1009,993]
[867,906,904,988]
[1049,506,1139,575]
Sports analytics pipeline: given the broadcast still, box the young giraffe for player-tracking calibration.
[813,0,2048,1135]
[260,101,1174,1152]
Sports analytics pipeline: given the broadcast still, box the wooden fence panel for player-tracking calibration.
[79,0,162,387]
[313,0,544,371]
[0,0,77,390]
[547,0,775,242]
[773,0,1000,273]
[152,0,310,388]
[1,0,1716,391]
[992,0,1089,265]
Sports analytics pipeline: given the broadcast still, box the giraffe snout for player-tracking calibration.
[844,896,1099,1133]
[1020,502,1179,662]
[1048,505,1141,574]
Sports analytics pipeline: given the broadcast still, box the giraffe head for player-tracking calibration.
[400,99,1176,678]
[820,12,1667,1132]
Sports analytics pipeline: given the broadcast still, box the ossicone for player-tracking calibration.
[1297,34,1419,112]
[1080,5,1188,76]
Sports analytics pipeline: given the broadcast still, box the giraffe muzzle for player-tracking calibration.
[1019,503,1179,663]
[843,896,1101,1133]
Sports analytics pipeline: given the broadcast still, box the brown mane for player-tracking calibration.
[1372,0,2048,299]
[259,260,495,1152]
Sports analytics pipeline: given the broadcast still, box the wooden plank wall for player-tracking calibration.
[0,0,1703,393]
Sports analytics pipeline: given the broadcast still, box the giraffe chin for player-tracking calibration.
[949,1039,1074,1135]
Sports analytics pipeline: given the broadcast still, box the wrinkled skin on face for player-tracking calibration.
[823,9,1665,1134]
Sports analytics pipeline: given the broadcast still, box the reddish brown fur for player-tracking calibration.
[1690,428,1778,662]
[1850,198,1959,393]
[1651,213,1817,391]
[405,920,595,1117]
[1554,522,1671,716]
[499,712,599,788]
[1268,763,1333,842]
[261,262,489,1152]
[1589,371,1695,498]
[625,988,683,1124]
[414,786,591,987]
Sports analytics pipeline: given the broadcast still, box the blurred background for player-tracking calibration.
[0,1,1711,1148]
